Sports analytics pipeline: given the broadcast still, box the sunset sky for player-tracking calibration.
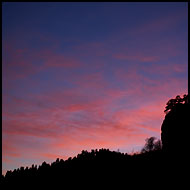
[2,2,188,174]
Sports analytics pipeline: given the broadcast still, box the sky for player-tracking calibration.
[2,2,188,174]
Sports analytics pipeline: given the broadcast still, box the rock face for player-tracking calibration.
[161,103,190,155]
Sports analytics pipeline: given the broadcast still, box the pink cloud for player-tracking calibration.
[3,118,61,139]
[3,85,160,155]
[51,124,148,154]
[3,65,186,143]
[2,141,21,158]
[2,43,84,86]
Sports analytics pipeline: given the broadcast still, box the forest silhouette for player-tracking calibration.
[1,94,189,187]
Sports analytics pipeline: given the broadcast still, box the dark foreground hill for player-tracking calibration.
[2,148,187,188]
[2,149,165,187]
[2,94,189,188]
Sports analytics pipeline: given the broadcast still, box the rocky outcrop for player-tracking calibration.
[161,103,190,155]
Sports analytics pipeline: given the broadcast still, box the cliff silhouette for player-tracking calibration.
[2,94,189,188]
[161,98,189,154]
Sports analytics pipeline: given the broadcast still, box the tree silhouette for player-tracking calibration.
[164,94,188,114]
[141,137,162,153]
